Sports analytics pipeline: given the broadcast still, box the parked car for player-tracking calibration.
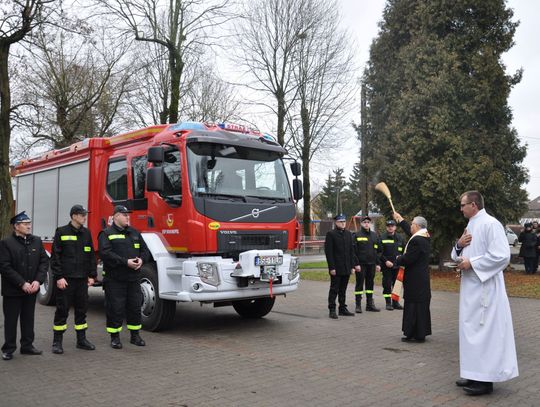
[505,228,518,246]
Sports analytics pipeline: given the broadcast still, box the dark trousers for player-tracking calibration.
[524,257,536,274]
[534,253,539,273]
[382,267,398,300]
[2,294,37,353]
[328,274,350,310]
[53,278,89,331]
[355,264,375,298]
[104,278,142,332]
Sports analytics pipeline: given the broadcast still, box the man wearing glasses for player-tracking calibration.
[0,211,48,360]
[452,191,518,395]
[324,214,358,319]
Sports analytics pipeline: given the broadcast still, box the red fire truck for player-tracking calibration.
[12,122,302,331]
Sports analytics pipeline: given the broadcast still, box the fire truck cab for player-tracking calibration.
[13,122,302,331]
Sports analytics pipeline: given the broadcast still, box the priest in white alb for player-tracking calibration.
[451,190,518,396]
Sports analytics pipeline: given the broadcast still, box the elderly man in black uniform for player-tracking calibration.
[50,204,97,354]
[378,219,405,311]
[0,212,48,360]
[99,205,151,349]
[324,214,358,319]
[393,212,432,343]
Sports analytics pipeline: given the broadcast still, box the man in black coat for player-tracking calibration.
[50,204,97,354]
[518,223,537,274]
[99,205,151,349]
[393,213,431,343]
[324,214,359,319]
[0,211,49,360]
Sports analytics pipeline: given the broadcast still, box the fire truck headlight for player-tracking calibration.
[197,262,220,286]
[289,257,299,281]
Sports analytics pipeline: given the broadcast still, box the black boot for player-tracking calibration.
[355,297,363,313]
[76,330,96,350]
[338,306,355,316]
[366,296,380,312]
[130,330,146,346]
[52,332,64,354]
[110,333,123,349]
[392,300,403,310]
[329,309,338,319]
[385,297,394,311]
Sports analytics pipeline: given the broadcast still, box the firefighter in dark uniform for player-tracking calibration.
[378,219,405,310]
[98,205,150,349]
[354,216,381,312]
[0,211,48,360]
[324,214,358,319]
[50,204,97,354]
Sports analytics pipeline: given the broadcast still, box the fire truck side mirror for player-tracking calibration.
[148,146,164,164]
[290,161,301,176]
[292,179,303,201]
[146,167,164,192]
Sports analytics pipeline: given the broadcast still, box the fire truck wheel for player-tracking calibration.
[232,297,276,318]
[38,267,57,306]
[139,263,176,331]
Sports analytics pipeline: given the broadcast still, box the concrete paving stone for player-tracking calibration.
[1,279,539,406]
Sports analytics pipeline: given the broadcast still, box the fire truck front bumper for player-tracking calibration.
[158,251,300,302]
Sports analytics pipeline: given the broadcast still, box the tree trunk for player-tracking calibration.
[168,51,184,124]
[0,44,15,238]
[276,90,285,146]
[301,104,311,237]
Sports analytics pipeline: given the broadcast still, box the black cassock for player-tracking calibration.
[395,221,432,340]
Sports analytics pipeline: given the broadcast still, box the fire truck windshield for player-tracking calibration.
[187,143,292,202]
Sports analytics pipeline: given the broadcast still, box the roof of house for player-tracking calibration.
[528,196,540,211]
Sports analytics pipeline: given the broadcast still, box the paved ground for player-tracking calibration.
[1,278,539,407]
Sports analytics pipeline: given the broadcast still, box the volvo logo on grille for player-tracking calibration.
[229,206,278,222]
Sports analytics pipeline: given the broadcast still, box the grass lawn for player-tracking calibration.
[299,262,540,299]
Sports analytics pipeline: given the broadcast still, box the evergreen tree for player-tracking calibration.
[342,160,363,218]
[364,0,528,258]
[317,168,348,218]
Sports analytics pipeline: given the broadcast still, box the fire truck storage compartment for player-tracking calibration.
[16,160,89,239]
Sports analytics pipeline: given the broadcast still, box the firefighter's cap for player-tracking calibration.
[113,205,132,215]
[10,211,31,224]
[70,204,89,216]
[386,220,396,226]
[334,214,346,221]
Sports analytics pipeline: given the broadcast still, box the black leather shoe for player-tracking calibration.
[338,308,355,316]
[20,347,42,355]
[401,336,413,342]
[130,333,146,347]
[393,302,404,310]
[110,337,123,349]
[329,310,338,319]
[2,352,13,360]
[456,378,472,387]
[463,381,493,396]
[76,338,96,351]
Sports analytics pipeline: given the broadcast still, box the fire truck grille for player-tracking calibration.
[217,231,288,252]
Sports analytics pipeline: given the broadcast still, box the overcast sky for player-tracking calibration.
[336,0,540,201]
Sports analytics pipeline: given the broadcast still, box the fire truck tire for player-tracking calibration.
[140,263,176,331]
[38,267,57,306]
[232,297,276,318]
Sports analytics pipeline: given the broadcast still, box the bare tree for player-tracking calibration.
[92,0,234,124]
[0,0,57,237]
[234,0,318,146]
[12,27,132,152]
[285,0,358,236]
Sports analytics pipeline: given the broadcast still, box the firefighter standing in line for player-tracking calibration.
[0,212,48,360]
[98,205,150,349]
[354,216,381,312]
[378,219,405,311]
[50,204,97,354]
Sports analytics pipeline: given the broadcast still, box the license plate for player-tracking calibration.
[255,255,283,266]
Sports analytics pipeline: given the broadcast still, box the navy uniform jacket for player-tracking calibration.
[0,233,49,296]
[98,223,151,282]
[325,228,358,276]
[354,228,379,265]
[50,223,97,280]
[378,231,405,269]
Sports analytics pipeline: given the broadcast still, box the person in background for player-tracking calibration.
[0,212,48,360]
[452,190,518,396]
[518,223,537,274]
[378,219,405,310]
[324,214,358,319]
